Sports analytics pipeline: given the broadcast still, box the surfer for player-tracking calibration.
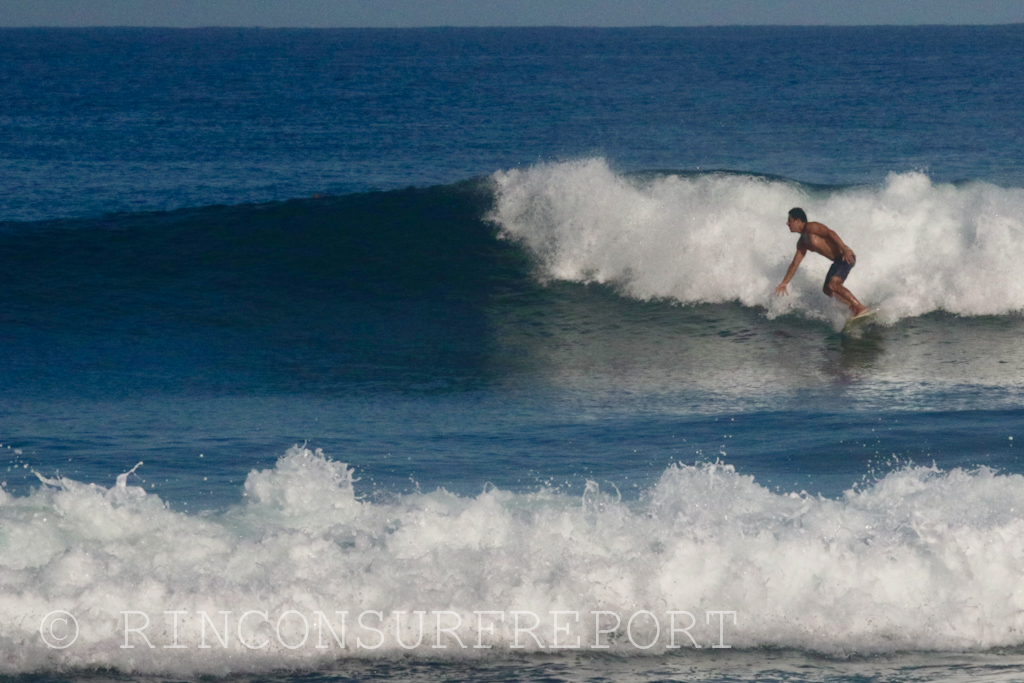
[774,208,869,317]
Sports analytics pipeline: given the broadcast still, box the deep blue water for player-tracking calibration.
[3,26,1024,222]
[2,26,1024,681]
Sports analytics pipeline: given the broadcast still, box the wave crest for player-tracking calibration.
[489,159,1024,322]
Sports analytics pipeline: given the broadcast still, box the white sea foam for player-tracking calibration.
[3,446,1024,674]
[489,159,1024,323]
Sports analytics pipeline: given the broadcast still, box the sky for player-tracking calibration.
[1,0,1023,27]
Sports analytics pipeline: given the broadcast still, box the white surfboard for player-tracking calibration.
[842,308,878,333]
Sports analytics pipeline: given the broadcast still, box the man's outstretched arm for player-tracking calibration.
[775,249,805,295]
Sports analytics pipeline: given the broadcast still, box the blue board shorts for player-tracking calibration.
[825,257,854,286]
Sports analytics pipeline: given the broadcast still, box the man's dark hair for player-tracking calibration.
[788,207,808,223]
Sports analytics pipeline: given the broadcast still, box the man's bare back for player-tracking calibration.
[774,207,868,316]
[796,222,844,262]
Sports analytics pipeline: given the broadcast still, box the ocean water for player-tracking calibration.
[2,26,1024,682]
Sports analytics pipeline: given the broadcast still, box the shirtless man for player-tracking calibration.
[774,207,868,316]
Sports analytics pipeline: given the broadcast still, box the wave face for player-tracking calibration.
[490,159,1024,323]
[5,177,1024,407]
[3,447,1024,675]
[0,182,537,395]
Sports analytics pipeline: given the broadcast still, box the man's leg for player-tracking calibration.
[825,277,867,315]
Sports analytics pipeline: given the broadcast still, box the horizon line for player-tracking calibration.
[2,23,1023,29]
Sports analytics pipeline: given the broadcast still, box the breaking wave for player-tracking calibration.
[490,159,1024,324]
[3,447,1024,674]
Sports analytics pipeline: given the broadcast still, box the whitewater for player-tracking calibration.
[490,159,1024,325]
[3,445,1024,675]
